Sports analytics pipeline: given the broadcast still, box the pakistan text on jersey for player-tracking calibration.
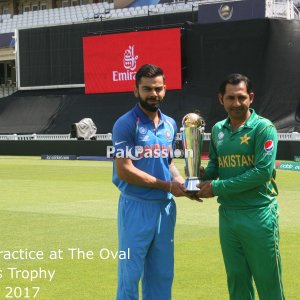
[218,155,254,168]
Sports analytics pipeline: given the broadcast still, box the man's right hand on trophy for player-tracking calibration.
[195,181,214,199]
[170,181,202,202]
[170,180,188,197]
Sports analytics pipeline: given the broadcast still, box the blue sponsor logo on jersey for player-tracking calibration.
[165,129,172,142]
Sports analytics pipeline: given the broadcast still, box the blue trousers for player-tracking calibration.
[116,194,176,300]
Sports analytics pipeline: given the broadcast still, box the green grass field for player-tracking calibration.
[0,157,299,299]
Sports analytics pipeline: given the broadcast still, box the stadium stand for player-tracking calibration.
[0,1,201,34]
[0,1,299,34]
[0,1,299,35]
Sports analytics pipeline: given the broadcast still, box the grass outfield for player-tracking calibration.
[0,157,299,299]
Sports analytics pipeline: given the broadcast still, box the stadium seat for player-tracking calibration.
[103,2,110,9]
[117,12,125,18]
[137,9,147,15]
[71,13,77,21]
[176,3,185,11]
[165,5,174,13]
[149,7,159,14]
[110,12,118,19]
[123,11,131,18]
[157,6,166,13]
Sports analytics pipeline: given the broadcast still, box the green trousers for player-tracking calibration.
[219,201,285,300]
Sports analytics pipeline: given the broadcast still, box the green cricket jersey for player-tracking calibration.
[205,109,278,208]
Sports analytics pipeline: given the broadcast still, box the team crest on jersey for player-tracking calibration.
[240,134,251,145]
[165,130,172,141]
[218,132,224,140]
[217,131,224,146]
[264,140,274,153]
[139,127,147,135]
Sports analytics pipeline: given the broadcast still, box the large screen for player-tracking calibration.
[83,28,182,94]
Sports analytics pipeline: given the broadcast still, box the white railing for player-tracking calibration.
[0,132,299,141]
[0,85,17,98]
[278,132,300,140]
[0,133,112,141]
[271,0,297,19]
[273,1,290,18]
[294,3,300,19]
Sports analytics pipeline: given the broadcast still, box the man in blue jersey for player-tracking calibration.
[112,64,197,300]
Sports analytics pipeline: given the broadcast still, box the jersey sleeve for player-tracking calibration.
[212,123,278,196]
[112,115,135,157]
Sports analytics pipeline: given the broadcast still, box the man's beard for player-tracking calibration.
[139,96,161,112]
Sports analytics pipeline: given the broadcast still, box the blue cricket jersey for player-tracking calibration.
[112,104,177,200]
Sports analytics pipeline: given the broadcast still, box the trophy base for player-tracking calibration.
[184,178,200,192]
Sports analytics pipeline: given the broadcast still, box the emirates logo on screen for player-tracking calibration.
[112,45,139,82]
[123,46,138,71]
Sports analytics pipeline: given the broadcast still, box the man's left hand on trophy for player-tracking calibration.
[196,181,214,198]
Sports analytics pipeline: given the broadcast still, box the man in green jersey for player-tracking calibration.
[197,74,285,300]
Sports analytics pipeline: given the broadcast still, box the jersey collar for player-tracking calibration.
[223,108,257,129]
[133,103,166,124]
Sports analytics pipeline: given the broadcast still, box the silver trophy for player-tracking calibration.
[181,113,205,192]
